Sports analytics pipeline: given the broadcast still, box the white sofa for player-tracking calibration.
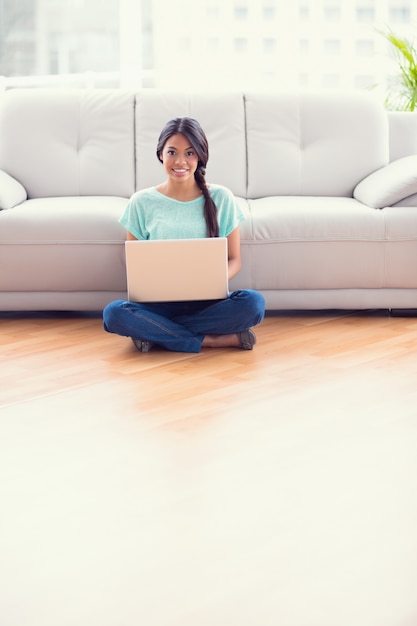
[1,88,417,312]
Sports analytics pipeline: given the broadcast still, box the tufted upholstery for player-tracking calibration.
[0,88,417,311]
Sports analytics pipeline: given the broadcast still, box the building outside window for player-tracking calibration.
[0,0,119,79]
[323,4,342,21]
[324,39,341,55]
[263,5,276,21]
[356,39,375,56]
[263,38,276,54]
[356,0,375,23]
[0,0,416,96]
[299,1,310,21]
[389,1,411,23]
[234,5,248,20]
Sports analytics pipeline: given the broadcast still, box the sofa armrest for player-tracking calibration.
[0,170,27,210]
[353,155,417,209]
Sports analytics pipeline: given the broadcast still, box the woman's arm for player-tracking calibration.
[126,231,137,240]
[227,227,242,280]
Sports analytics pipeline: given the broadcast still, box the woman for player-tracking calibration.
[103,117,265,353]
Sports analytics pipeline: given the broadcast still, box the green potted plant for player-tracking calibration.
[378,27,417,111]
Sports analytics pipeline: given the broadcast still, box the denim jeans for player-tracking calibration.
[103,289,265,353]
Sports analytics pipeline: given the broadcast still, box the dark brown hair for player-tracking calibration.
[156,117,219,237]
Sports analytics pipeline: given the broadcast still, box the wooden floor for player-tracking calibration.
[1,309,417,626]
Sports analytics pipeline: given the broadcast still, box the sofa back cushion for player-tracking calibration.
[134,91,247,198]
[245,92,389,198]
[388,111,417,162]
[0,89,135,198]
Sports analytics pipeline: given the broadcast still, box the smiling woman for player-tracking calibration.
[154,118,219,236]
[102,116,265,354]
[157,135,200,199]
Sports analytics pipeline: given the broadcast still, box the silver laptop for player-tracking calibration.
[125,237,229,302]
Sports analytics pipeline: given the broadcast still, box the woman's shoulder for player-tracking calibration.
[208,183,235,200]
[128,186,158,203]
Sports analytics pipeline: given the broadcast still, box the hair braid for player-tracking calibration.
[195,166,219,238]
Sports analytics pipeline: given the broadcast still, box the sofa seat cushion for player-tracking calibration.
[235,196,417,291]
[241,196,385,241]
[0,197,127,292]
[379,205,417,287]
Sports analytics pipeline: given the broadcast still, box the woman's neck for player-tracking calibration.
[156,180,202,202]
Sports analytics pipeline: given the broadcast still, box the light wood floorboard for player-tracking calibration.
[1,310,417,626]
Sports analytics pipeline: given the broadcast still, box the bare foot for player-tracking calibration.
[202,334,240,348]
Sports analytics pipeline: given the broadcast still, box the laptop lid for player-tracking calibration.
[125,237,229,302]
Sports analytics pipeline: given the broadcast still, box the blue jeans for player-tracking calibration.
[103,289,265,353]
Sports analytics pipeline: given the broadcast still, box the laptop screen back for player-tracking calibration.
[125,237,229,302]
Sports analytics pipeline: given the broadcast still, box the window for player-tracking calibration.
[389,7,411,22]
[324,8,341,21]
[0,0,415,95]
[356,0,375,23]
[208,37,219,52]
[299,0,309,21]
[324,39,341,55]
[324,2,341,21]
[355,39,374,56]
[234,38,248,53]
[356,7,374,22]
[263,38,276,54]
[263,5,276,20]
[234,5,248,20]
[0,0,119,78]
[206,5,219,19]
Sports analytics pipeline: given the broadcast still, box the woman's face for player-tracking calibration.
[159,133,199,185]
